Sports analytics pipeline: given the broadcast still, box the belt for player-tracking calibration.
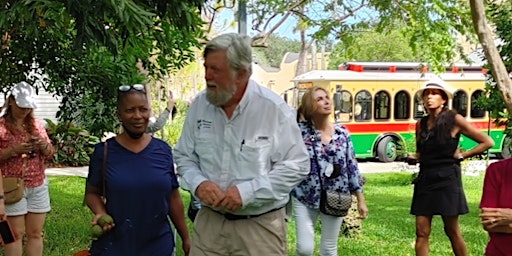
[212,207,283,221]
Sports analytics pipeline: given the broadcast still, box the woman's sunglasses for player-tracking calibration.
[118,84,145,92]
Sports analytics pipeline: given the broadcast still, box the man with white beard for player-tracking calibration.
[174,33,310,256]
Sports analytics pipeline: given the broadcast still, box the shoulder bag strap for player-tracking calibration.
[21,155,27,178]
[102,141,108,198]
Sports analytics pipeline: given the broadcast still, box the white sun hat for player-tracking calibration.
[11,81,38,109]
[415,78,455,100]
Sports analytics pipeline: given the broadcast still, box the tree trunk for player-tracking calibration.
[469,0,512,113]
[295,30,308,76]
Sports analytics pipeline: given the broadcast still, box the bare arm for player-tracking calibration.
[146,91,175,133]
[168,189,191,255]
[454,114,494,159]
[84,185,114,232]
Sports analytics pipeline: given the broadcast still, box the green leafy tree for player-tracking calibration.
[472,1,512,152]
[0,0,206,137]
[328,28,424,69]
[253,34,301,68]
[207,0,474,76]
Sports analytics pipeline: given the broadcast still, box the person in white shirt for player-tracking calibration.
[173,33,310,256]
[146,89,176,134]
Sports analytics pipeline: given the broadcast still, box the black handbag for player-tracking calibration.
[310,124,352,217]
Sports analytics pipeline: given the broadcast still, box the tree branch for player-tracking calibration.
[469,0,512,113]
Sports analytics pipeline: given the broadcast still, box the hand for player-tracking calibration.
[218,186,242,212]
[181,237,191,256]
[480,207,512,227]
[453,148,463,160]
[32,137,45,149]
[13,142,34,155]
[357,200,368,219]
[0,204,6,221]
[91,213,115,232]
[195,181,225,208]
[405,154,417,165]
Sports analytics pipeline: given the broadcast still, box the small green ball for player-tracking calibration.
[90,225,103,238]
[98,214,114,227]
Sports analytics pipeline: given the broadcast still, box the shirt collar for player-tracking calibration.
[234,79,256,114]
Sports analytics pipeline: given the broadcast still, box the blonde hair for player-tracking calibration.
[298,86,327,122]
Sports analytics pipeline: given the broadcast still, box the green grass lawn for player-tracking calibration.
[43,172,489,256]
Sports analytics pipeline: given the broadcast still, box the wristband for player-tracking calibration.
[0,195,5,200]
[457,153,464,162]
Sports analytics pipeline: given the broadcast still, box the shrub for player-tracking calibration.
[160,100,187,147]
[45,119,100,167]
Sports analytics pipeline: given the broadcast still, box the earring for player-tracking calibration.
[441,104,444,108]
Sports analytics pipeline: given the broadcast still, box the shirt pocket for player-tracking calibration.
[237,139,272,179]
[195,134,216,157]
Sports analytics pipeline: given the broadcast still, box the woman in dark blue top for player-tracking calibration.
[85,85,190,255]
[409,80,493,256]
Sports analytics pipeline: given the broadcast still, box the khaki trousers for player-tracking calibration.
[190,207,287,256]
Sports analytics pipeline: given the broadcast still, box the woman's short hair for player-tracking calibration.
[203,33,253,78]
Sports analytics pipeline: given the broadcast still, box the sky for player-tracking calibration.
[213,8,300,40]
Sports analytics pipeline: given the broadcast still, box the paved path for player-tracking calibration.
[44,159,497,177]
[45,166,88,178]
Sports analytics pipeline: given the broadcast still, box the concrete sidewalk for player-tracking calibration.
[43,159,495,178]
[45,166,88,178]
[43,162,412,178]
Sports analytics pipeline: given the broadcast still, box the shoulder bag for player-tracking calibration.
[2,156,27,205]
[310,123,352,217]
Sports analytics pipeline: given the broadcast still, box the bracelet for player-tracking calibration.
[0,195,5,200]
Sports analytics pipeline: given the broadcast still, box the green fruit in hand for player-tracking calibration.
[98,214,114,227]
[90,225,103,239]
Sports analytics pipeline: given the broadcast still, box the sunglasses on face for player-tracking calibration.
[118,84,145,92]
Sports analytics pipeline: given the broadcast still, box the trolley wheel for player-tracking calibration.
[377,136,397,162]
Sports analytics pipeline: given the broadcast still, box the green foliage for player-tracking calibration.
[46,172,489,255]
[328,28,424,69]
[253,34,302,68]
[396,136,417,159]
[45,119,100,167]
[161,100,188,147]
[246,0,475,72]
[0,0,206,137]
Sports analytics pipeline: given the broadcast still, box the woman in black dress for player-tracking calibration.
[410,80,494,256]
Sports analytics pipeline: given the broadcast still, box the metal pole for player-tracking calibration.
[238,0,247,35]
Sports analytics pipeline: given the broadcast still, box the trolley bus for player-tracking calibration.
[291,62,510,162]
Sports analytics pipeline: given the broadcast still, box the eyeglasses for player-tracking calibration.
[118,84,145,92]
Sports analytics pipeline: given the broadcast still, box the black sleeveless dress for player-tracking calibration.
[410,117,469,216]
